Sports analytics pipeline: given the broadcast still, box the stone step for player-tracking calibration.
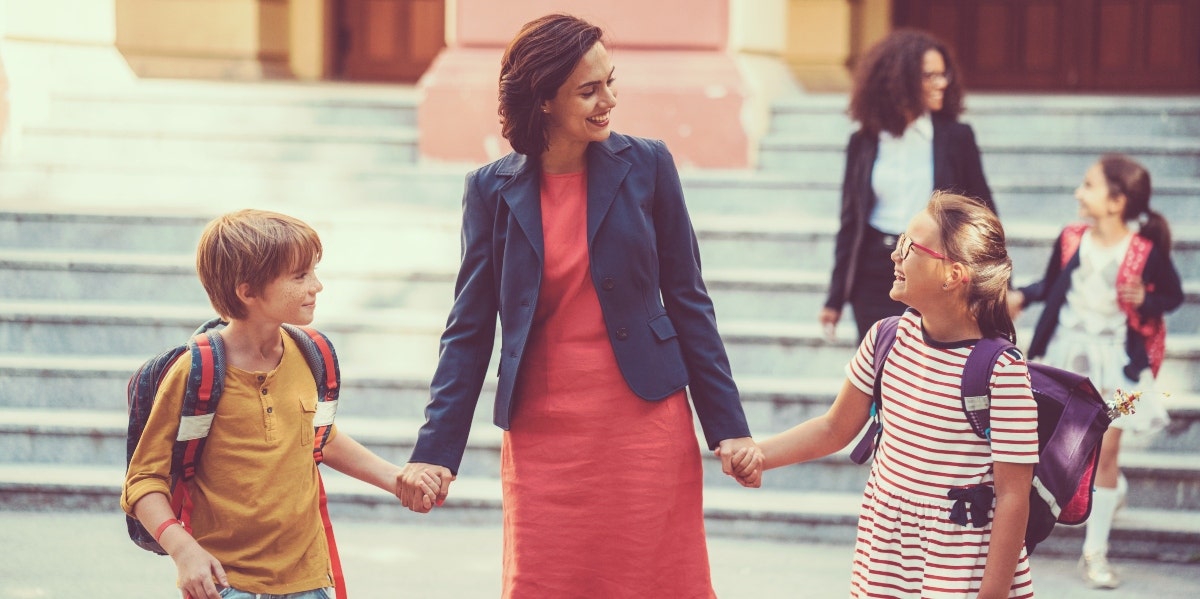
[19,123,420,167]
[7,302,1200,392]
[758,135,1200,181]
[42,80,420,132]
[9,248,1200,337]
[5,164,1199,233]
[5,353,1199,455]
[3,463,1198,562]
[767,94,1200,142]
[5,407,1199,510]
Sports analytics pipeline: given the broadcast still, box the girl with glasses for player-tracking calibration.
[741,192,1037,598]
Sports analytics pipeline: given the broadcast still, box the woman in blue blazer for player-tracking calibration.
[396,14,759,597]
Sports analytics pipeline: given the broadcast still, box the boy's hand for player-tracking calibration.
[398,462,455,513]
[171,539,227,598]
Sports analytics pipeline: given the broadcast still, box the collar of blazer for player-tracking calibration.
[496,133,635,260]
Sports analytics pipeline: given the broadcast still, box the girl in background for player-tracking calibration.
[1009,154,1182,589]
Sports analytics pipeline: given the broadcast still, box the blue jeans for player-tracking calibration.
[217,587,333,599]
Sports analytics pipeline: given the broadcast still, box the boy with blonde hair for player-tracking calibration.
[123,209,437,599]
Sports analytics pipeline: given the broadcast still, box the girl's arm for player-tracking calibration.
[978,460,1034,599]
[759,379,872,470]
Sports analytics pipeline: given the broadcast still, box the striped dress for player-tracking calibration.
[847,310,1039,598]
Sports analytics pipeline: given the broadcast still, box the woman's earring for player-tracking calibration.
[942,283,949,290]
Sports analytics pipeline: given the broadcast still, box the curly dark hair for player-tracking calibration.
[498,14,604,156]
[849,29,965,137]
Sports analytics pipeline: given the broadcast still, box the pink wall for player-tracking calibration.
[418,0,747,168]
[454,0,726,50]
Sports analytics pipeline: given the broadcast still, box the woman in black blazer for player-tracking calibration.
[821,30,996,341]
[395,14,759,596]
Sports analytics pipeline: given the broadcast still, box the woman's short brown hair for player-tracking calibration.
[498,14,604,156]
[195,209,322,320]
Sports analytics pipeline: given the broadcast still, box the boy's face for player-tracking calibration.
[246,259,323,326]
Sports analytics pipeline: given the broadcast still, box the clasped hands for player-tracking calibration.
[396,462,454,513]
[715,436,765,488]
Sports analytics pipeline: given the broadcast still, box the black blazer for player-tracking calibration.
[824,114,995,311]
[1019,228,1183,379]
[410,133,751,473]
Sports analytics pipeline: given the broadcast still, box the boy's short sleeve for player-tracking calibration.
[120,356,190,515]
[845,320,882,397]
[988,351,1039,464]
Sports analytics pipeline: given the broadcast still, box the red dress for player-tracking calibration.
[500,170,714,598]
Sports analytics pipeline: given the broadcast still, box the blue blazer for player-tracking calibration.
[410,133,751,473]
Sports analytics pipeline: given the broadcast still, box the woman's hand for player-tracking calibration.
[716,437,764,488]
[398,462,455,513]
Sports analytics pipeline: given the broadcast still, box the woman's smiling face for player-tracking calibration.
[542,41,617,154]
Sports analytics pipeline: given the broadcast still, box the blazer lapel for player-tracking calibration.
[931,116,951,190]
[498,153,544,262]
[586,136,632,246]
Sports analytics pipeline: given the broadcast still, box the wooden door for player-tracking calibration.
[336,0,445,82]
[894,0,1200,92]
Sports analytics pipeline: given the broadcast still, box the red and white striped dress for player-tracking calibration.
[847,310,1039,598]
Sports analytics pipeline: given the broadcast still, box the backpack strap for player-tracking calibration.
[1059,223,1089,269]
[282,325,346,599]
[173,329,227,481]
[960,337,1017,440]
[283,324,341,463]
[849,313,902,464]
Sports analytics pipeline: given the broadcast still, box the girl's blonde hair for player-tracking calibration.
[196,209,322,320]
[927,192,1016,342]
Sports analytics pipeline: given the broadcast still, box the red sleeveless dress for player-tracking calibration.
[500,170,714,598]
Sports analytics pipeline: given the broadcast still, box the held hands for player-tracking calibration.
[397,462,455,513]
[715,437,764,488]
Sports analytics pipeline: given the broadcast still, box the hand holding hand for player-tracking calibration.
[398,462,455,513]
[716,437,764,488]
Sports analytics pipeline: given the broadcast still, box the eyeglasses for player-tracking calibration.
[922,71,952,85]
[896,233,949,261]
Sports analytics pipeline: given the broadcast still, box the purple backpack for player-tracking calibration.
[850,314,1112,553]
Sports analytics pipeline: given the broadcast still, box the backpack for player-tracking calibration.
[125,317,346,596]
[849,313,1112,554]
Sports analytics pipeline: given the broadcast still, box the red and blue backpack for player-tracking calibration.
[850,312,1113,553]
[125,317,346,596]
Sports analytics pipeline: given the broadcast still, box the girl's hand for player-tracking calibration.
[1118,280,1146,308]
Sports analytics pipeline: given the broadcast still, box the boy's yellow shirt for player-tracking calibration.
[122,331,339,594]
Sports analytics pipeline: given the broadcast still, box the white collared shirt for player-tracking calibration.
[869,113,934,235]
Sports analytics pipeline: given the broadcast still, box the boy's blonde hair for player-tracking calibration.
[196,209,322,320]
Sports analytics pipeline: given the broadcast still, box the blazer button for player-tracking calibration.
[601,277,615,291]
[615,327,629,340]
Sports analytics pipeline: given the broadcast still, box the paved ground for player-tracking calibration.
[2,510,1199,598]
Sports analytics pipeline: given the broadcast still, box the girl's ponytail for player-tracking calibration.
[1140,210,1172,257]
[927,192,1017,343]
[1099,153,1171,253]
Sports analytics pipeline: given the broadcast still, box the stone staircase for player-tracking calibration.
[1,80,1199,561]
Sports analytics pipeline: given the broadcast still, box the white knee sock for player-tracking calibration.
[1084,486,1119,555]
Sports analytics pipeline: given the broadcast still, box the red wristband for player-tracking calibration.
[154,518,182,542]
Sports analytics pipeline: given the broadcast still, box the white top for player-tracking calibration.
[869,113,934,235]
[1061,231,1133,336]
